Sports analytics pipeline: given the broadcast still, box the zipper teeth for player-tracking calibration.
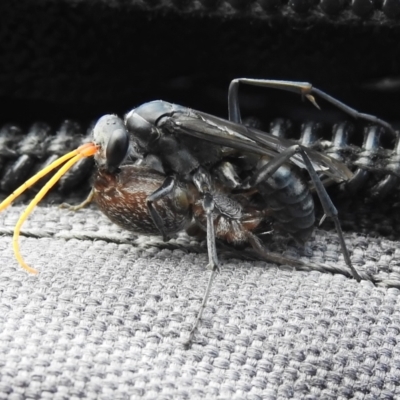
[0,117,398,200]
[266,118,399,199]
[0,121,95,199]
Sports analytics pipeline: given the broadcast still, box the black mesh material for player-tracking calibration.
[1,0,400,124]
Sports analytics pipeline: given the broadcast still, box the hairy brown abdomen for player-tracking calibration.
[93,165,192,235]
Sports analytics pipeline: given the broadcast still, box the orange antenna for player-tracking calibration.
[0,142,99,274]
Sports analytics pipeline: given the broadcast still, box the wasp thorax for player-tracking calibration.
[92,114,129,172]
[124,106,161,149]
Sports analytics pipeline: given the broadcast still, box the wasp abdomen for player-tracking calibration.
[256,163,315,243]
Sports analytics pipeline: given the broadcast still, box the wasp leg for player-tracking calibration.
[247,144,363,283]
[192,168,220,271]
[59,188,95,211]
[228,78,396,137]
[246,232,355,278]
[202,193,219,271]
[146,176,176,242]
[185,192,219,348]
[185,168,220,347]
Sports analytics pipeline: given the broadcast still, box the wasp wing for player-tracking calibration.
[167,108,353,182]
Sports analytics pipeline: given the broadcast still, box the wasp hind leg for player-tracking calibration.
[246,144,364,283]
[228,78,396,137]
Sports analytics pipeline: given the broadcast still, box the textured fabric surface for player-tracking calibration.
[1,205,400,399]
[2,0,400,398]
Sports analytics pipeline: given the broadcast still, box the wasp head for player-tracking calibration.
[92,115,130,174]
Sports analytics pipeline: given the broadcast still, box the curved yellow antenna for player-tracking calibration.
[7,142,99,274]
[0,142,95,212]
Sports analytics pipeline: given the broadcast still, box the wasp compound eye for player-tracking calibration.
[92,114,128,171]
[92,114,126,147]
[106,128,129,172]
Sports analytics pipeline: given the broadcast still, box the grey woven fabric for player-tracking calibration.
[1,205,400,399]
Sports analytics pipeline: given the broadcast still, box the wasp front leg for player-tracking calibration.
[146,176,177,242]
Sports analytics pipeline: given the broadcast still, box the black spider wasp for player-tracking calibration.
[0,79,395,346]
